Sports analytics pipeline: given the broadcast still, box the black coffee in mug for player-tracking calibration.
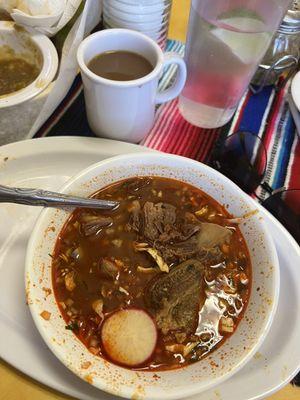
[87,50,153,81]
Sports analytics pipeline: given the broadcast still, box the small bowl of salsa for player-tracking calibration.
[0,21,58,108]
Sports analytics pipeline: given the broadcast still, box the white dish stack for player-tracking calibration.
[103,0,172,49]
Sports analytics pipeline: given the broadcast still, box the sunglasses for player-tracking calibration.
[210,131,300,244]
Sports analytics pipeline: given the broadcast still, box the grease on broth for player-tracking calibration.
[52,177,251,371]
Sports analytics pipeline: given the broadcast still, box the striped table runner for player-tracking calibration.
[34,40,300,195]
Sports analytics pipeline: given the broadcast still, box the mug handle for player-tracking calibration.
[155,52,187,105]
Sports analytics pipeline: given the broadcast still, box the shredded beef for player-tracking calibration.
[128,201,232,265]
[143,202,176,241]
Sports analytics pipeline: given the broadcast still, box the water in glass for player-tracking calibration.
[179,0,291,128]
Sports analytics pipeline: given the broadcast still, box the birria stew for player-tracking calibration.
[52,177,251,371]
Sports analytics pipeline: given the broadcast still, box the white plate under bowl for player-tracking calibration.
[0,137,299,400]
[25,152,278,400]
[291,71,300,112]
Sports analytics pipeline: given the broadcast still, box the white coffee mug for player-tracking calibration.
[77,29,187,143]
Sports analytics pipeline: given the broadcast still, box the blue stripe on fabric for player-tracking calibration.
[228,86,275,161]
[166,40,181,52]
[159,41,185,90]
[237,85,274,134]
[166,40,175,50]
[272,111,296,189]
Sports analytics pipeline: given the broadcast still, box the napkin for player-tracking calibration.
[1,0,83,36]
[0,0,17,13]
[27,0,102,136]
[4,0,65,15]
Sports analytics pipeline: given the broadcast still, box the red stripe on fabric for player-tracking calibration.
[201,129,219,161]
[183,126,201,158]
[143,102,172,148]
[287,140,300,188]
[143,94,222,163]
[162,100,188,151]
[171,116,204,158]
[189,127,206,159]
[145,100,178,149]
[154,103,179,151]
[197,130,213,161]
[166,112,189,154]
[193,130,207,161]
[140,102,167,147]
[150,106,221,161]
[157,108,180,152]
[191,129,207,161]
[200,130,215,161]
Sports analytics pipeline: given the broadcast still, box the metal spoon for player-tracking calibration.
[0,185,119,210]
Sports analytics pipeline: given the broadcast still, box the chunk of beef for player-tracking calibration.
[145,260,205,334]
[156,241,224,265]
[128,202,200,242]
[134,242,170,272]
[129,201,232,266]
[123,177,152,194]
[153,222,231,265]
[128,200,141,232]
[159,212,201,243]
[99,258,119,280]
[144,202,176,241]
[81,214,113,236]
[196,222,232,250]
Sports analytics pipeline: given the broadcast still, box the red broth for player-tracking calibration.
[52,177,251,371]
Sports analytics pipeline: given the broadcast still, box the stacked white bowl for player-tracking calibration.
[102,0,172,49]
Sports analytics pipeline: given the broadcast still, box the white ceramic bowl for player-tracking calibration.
[0,21,58,108]
[103,14,169,31]
[11,8,63,28]
[103,3,170,24]
[108,0,171,15]
[103,19,169,40]
[26,153,279,400]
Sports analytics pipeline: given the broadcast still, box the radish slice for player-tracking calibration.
[101,309,157,367]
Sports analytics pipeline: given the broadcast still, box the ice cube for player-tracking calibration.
[211,17,271,65]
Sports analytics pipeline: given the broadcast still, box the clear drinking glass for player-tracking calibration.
[179,0,292,128]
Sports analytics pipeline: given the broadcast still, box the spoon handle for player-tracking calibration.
[0,185,118,210]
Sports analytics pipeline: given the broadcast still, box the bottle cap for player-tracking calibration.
[279,0,300,33]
